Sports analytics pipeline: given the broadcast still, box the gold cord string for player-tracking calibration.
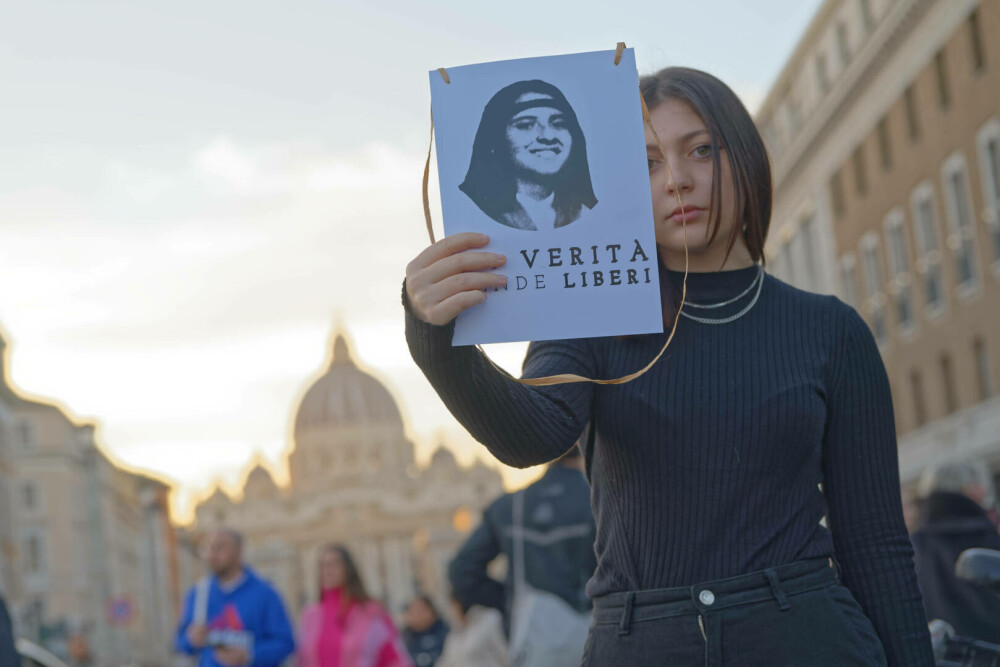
[420,44,689,386]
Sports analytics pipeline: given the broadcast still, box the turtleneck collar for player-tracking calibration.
[661,263,762,304]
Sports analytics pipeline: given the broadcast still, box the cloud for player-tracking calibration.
[0,135,459,522]
[192,136,428,199]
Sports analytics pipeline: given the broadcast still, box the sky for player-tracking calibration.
[0,0,823,521]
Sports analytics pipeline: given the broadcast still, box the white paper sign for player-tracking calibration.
[430,48,663,345]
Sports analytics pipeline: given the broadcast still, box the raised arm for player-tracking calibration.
[821,307,934,667]
[404,233,593,467]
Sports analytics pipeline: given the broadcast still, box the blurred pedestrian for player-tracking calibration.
[175,528,295,666]
[448,444,594,665]
[0,594,17,667]
[298,544,412,667]
[436,592,506,667]
[912,458,1000,643]
[401,595,448,667]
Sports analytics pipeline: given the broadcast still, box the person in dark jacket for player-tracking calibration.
[401,595,449,667]
[448,444,596,631]
[912,459,1000,643]
[0,595,18,667]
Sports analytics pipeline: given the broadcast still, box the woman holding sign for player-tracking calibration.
[404,67,934,666]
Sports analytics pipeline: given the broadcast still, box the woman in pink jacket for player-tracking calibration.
[298,544,412,667]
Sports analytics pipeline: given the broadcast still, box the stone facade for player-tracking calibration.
[0,329,178,665]
[192,329,504,618]
[757,0,1000,485]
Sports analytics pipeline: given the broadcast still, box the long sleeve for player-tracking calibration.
[251,588,296,667]
[175,587,197,655]
[821,308,934,666]
[449,503,506,613]
[403,287,593,467]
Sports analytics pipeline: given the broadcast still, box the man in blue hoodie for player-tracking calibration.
[175,528,295,667]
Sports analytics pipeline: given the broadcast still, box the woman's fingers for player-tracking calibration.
[409,270,507,326]
[429,290,489,326]
[419,249,507,287]
[405,232,510,325]
[407,232,490,276]
[425,271,508,308]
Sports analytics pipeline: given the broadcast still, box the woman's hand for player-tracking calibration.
[405,232,508,326]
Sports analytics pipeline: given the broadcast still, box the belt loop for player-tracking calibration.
[618,592,635,636]
[764,568,790,611]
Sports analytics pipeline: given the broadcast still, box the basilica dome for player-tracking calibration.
[293,332,404,437]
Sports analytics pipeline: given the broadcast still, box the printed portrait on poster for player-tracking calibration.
[429,48,663,345]
[460,79,597,231]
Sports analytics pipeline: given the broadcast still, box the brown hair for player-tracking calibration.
[319,544,370,608]
[640,67,772,267]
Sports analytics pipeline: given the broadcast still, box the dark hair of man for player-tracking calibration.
[216,528,244,552]
[460,79,598,228]
[319,543,370,607]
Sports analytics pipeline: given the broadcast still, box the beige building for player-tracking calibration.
[0,328,179,665]
[757,0,1000,486]
[193,329,504,617]
[0,333,23,610]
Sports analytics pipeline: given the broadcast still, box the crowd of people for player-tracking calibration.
[172,445,596,667]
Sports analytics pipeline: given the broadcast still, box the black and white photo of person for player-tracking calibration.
[459,80,598,231]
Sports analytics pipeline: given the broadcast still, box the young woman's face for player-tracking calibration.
[645,99,745,268]
[506,95,572,177]
[319,549,347,590]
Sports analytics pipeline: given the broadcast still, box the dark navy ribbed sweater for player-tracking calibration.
[404,265,934,666]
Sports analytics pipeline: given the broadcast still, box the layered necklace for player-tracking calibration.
[679,265,765,325]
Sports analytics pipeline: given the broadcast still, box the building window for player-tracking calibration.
[969,9,986,74]
[940,353,958,414]
[934,50,951,110]
[780,239,797,286]
[25,532,46,576]
[903,85,921,142]
[861,234,888,344]
[830,170,846,218]
[852,146,868,196]
[910,182,946,313]
[974,336,994,401]
[22,481,39,511]
[839,254,859,309]
[877,117,893,171]
[975,119,1000,268]
[763,121,783,153]
[815,54,830,94]
[941,153,980,294]
[800,215,819,291]
[911,370,927,427]
[16,419,36,452]
[836,22,851,67]
[884,209,915,332]
[784,96,802,134]
[859,0,875,34]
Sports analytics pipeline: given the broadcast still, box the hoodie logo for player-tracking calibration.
[207,603,252,650]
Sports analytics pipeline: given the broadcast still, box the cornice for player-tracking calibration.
[770,0,936,195]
